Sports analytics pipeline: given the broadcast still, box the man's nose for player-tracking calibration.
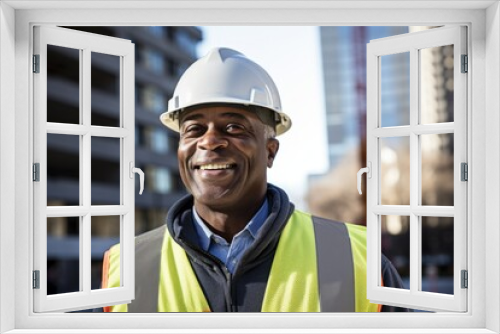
[197,126,228,151]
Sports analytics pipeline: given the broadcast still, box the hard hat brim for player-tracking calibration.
[159,101,292,136]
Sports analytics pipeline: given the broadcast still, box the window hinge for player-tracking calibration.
[461,162,468,181]
[461,270,468,289]
[33,54,40,73]
[461,54,468,73]
[33,270,40,289]
[33,163,40,182]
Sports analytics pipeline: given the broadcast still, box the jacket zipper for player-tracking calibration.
[179,239,236,311]
[222,266,235,312]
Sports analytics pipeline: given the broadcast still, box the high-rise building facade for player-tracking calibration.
[319,26,410,170]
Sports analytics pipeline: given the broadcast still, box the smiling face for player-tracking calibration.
[177,105,279,211]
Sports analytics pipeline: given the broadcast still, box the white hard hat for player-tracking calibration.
[159,47,292,136]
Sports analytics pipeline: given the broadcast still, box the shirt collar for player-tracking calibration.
[192,208,213,251]
[192,199,269,251]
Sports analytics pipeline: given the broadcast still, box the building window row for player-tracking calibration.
[143,26,199,58]
[175,28,198,58]
[139,47,165,74]
[136,124,172,154]
[145,165,173,194]
[138,84,168,114]
[145,26,166,39]
[136,44,187,78]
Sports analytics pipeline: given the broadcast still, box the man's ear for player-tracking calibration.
[266,138,280,168]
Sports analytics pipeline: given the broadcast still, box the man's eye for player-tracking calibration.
[182,124,203,136]
[186,124,201,132]
[226,124,245,133]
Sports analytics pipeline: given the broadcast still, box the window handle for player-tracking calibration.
[357,162,372,195]
[129,162,144,195]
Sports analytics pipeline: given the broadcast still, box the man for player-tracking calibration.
[102,47,408,312]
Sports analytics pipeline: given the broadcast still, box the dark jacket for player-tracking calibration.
[166,184,410,312]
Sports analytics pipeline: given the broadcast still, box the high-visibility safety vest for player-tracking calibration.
[103,210,382,312]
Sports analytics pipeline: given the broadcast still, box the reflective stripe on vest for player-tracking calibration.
[104,210,379,312]
[312,216,355,312]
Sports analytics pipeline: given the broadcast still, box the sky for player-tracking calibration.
[197,26,329,210]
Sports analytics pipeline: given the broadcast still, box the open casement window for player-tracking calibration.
[365,26,467,312]
[33,26,138,312]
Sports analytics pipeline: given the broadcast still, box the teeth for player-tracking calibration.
[199,164,233,170]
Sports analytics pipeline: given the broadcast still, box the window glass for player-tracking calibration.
[135,209,167,236]
[141,47,165,74]
[155,168,172,194]
[146,166,172,194]
[166,26,176,41]
[147,127,169,154]
[91,137,121,205]
[175,28,197,58]
[421,216,454,294]
[91,52,121,127]
[47,134,80,206]
[47,217,81,294]
[380,137,410,205]
[141,85,166,114]
[47,44,80,124]
[381,215,410,289]
[167,59,179,77]
[91,216,121,290]
[380,52,410,127]
[420,45,454,124]
[146,26,165,39]
[421,133,454,206]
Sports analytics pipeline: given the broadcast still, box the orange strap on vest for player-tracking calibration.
[102,250,112,313]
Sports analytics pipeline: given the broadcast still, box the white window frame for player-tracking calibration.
[33,26,136,313]
[0,1,498,334]
[366,26,468,312]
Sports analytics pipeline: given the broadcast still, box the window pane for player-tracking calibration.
[381,215,410,289]
[47,217,80,294]
[145,166,172,194]
[91,216,121,290]
[421,133,454,206]
[421,216,454,294]
[135,208,166,236]
[380,52,410,127]
[141,47,165,74]
[47,134,80,206]
[155,168,172,194]
[380,137,410,205]
[420,45,454,124]
[91,137,121,205]
[145,127,169,154]
[141,85,166,114]
[175,28,198,58]
[145,26,165,39]
[47,44,80,124]
[91,52,121,127]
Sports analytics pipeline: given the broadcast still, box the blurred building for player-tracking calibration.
[319,26,410,170]
[46,26,202,294]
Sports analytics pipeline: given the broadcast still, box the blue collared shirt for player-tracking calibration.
[192,199,269,274]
